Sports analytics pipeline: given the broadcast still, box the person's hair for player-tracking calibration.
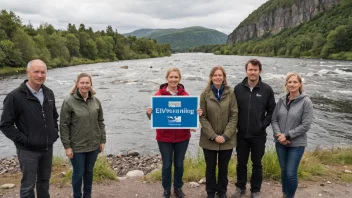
[165,67,181,80]
[205,66,227,90]
[69,73,96,95]
[245,59,262,71]
[27,59,47,70]
[285,72,304,93]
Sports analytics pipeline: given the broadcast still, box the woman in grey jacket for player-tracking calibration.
[271,72,313,198]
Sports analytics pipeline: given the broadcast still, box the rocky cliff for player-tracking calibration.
[227,0,340,44]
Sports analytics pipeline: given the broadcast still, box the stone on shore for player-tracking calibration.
[126,170,144,178]
[120,66,128,69]
[0,183,15,189]
[189,182,200,187]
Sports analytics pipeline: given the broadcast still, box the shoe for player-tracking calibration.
[162,189,171,198]
[83,194,91,198]
[251,192,262,198]
[174,188,185,198]
[230,187,245,198]
[218,194,228,198]
[206,193,215,198]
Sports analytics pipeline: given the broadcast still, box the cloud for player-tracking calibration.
[0,0,267,34]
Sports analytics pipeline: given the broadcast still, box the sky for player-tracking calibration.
[0,0,268,35]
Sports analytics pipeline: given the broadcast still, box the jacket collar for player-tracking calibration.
[73,89,92,101]
[207,85,230,101]
[158,83,186,95]
[240,76,263,88]
[19,80,50,100]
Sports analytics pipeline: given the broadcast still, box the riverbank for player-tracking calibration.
[0,58,113,77]
[1,148,351,186]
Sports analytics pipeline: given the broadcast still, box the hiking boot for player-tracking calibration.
[251,192,262,198]
[162,189,171,198]
[174,188,185,198]
[218,194,228,198]
[206,193,215,198]
[230,187,245,198]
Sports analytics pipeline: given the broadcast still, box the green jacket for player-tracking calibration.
[199,85,238,150]
[60,91,106,153]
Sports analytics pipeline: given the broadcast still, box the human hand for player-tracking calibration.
[100,144,105,153]
[215,136,225,144]
[146,107,152,115]
[65,148,73,158]
[276,133,287,143]
[190,129,196,132]
[197,108,203,116]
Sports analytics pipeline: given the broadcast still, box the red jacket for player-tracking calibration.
[154,83,191,143]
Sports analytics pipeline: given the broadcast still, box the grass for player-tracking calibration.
[63,155,117,184]
[0,67,26,76]
[145,147,352,183]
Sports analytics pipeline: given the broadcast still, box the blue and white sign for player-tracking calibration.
[151,96,199,129]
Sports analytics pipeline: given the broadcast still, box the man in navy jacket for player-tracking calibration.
[231,59,276,198]
[0,59,59,198]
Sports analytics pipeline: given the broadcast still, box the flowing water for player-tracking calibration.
[0,53,351,157]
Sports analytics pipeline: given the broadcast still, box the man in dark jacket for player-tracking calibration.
[231,59,276,198]
[0,59,59,198]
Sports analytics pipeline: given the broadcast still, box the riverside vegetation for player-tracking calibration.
[1,148,351,188]
[0,10,172,76]
[189,0,352,61]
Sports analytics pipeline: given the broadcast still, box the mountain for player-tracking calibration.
[227,0,341,44]
[124,26,227,51]
[190,0,352,60]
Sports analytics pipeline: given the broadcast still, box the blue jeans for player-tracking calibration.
[70,149,99,198]
[157,139,189,190]
[275,142,305,198]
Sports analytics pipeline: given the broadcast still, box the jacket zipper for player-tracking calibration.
[246,89,252,135]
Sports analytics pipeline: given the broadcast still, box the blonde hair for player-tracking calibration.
[285,72,304,93]
[70,73,96,95]
[165,67,181,80]
[205,66,227,90]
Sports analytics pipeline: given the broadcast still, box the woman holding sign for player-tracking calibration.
[199,66,238,198]
[146,67,200,198]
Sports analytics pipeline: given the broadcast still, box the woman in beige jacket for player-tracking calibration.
[199,66,238,198]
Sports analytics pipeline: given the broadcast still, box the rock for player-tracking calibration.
[126,170,144,178]
[189,182,200,187]
[60,172,66,177]
[0,183,16,189]
[344,170,352,174]
[128,151,139,157]
[117,176,127,180]
[199,178,206,184]
[327,181,331,184]
[320,183,325,186]
[116,154,122,158]
[120,66,128,69]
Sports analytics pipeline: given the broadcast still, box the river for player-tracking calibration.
[0,53,351,157]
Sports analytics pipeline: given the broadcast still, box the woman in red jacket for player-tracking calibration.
[146,67,199,198]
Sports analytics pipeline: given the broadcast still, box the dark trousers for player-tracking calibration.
[203,148,233,196]
[235,136,266,193]
[70,149,99,198]
[157,139,189,190]
[276,142,305,198]
[17,147,53,198]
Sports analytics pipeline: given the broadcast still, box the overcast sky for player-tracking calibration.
[1,0,268,35]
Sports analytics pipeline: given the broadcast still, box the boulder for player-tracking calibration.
[126,170,144,178]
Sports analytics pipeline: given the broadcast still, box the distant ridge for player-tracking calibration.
[124,26,227,52]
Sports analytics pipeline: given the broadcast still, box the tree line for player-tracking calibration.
[0,10,172,68]
[190,0,352,61]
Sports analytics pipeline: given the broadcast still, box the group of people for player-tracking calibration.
[146,59,313,198]
[0,58,313,198]
[0,60,105,198]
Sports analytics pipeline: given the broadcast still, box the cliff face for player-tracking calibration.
[227,0,340,44]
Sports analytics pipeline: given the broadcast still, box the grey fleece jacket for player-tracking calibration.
[271,93,313,147]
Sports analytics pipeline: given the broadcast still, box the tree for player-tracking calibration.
[0,39,24,66]
[12,29,37,63]
[66,33,80,59]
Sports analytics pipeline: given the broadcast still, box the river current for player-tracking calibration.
[0,53,351,157]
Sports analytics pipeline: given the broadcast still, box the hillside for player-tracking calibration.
[124,26,227,52]
[190,0,352,60]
